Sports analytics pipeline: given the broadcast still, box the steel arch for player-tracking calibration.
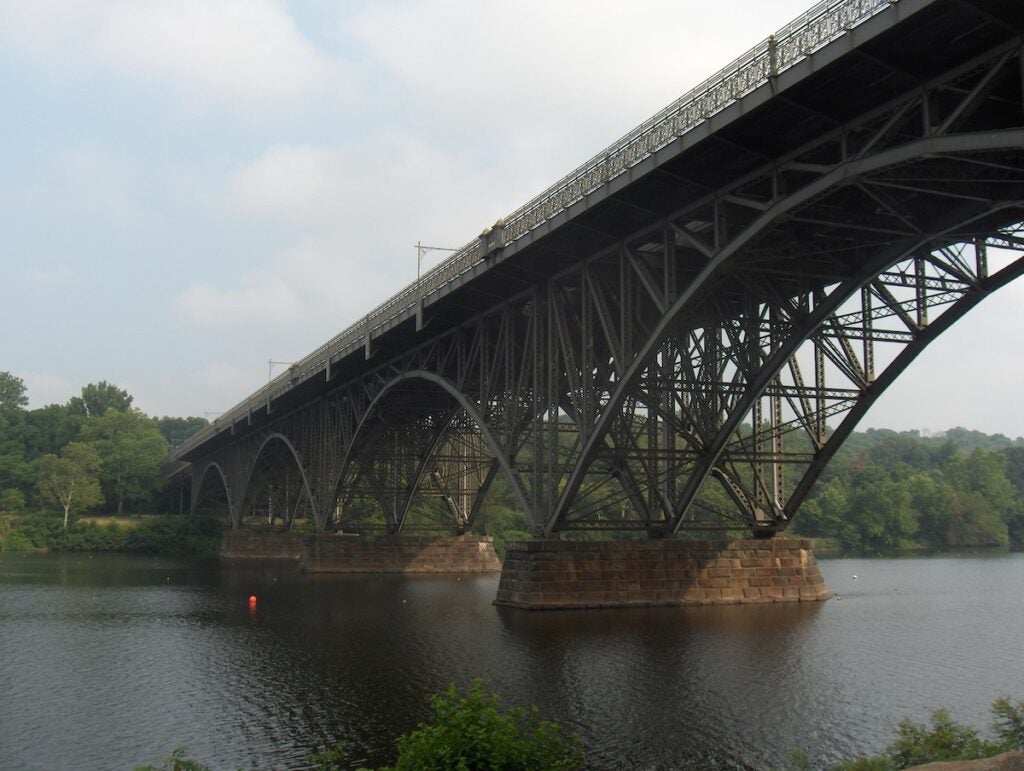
[237,432,319,530]
[549,130,1024,534]
[191,461,234,523]
[327,370,534,534]
[784,247,1024,519]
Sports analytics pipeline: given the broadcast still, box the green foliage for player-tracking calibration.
[383,680,584,771]
[886,709,1001,768]
[120,516,223,555]
[306,741,354,771]
[68,380,133,418]
[1,511,64,551]
[0,513,222,555]
[835,698,1024,769]
[0,371,28,412]
[792,428,1024,550]
[81,409,168,515]
[474,504,531,558]
[991,697,1024,750]
[156,416,209,448]
[141,682,579,771]
[0,488,25,514]
[35,442,104,527]
[134,746,211,771]
[22,403,79,459]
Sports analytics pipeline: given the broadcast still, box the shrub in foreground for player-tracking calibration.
[384,679,584,771]
[835,697,1024,770]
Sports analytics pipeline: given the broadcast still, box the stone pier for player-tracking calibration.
[494,538,830,610]
[220,532,501,574]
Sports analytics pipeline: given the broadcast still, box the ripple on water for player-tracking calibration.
[1,553,1023,769]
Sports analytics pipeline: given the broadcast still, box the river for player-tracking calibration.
[0,550,1021,770]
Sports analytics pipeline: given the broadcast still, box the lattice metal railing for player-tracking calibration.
[171,0,903,461]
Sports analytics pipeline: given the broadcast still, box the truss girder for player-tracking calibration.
[187,42,1024,538]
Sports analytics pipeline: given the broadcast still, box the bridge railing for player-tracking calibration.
[171,0,899,461]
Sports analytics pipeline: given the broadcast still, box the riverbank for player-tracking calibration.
[0,512,222,555]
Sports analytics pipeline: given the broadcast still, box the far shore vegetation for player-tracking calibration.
[2,370,1024,557]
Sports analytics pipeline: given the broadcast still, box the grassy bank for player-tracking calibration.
[0,512,223,556]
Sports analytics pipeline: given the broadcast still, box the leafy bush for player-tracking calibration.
[384,679,583,771]
[1,529,35,553]
[992,697,1024,750]
[134,746,210,771]
[836,698,1024,770]
[0,513,222,555]
[6,511,64,549]
[122,516,222,555]
[0,488,25,514]
[886,709,1001,767]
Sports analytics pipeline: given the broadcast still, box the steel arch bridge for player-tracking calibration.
[168,0,1024,540]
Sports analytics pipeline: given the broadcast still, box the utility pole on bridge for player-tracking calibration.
[416,242,458,329]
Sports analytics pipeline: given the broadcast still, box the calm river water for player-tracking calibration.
[0,550,1022,770]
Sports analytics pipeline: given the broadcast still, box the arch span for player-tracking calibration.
[238,432,319,531]
[192,461,234,525]
[327,370,534,534]
[549,129,1024,535]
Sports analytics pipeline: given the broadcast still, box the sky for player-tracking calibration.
[2,0,1023,438]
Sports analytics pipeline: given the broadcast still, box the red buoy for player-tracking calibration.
[248,594,257,605]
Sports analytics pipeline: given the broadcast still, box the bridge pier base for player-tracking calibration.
[220,532,502,574]
[494,538,830,610]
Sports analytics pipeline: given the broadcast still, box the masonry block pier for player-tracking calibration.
[221,533,502,574]
[494,538,830,610]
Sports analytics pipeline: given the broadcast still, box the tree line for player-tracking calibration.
[792,427,1024,550]
[3,369,1023,549]
[0,372,206,525]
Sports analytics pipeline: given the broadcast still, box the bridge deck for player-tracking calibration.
[169,0,1023,467]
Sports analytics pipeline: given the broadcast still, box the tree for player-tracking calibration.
[0,371,28,413]
[0,373,31,496]
[847,464,917,548]
[35,443,104,528]
[82,409,168,515]
[22,403,78,459]
[0,489,25,514]
[67,381,133,418]
[155,416,208,448]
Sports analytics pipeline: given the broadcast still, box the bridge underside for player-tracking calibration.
[179,3,1024,541]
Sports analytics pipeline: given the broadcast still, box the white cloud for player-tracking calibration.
[226,144,347,228]
[132,362,263,418]
[0,0,352,113]
[51,145,159,227]
[225,134,508,236]
[175,268,305,329]
[187,133,516,339]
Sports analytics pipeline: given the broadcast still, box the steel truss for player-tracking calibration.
[189,37,1024,538]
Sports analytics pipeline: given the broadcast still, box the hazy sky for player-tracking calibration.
[2,0,1022,437]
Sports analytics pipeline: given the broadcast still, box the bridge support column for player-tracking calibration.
[494,538,830,610]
